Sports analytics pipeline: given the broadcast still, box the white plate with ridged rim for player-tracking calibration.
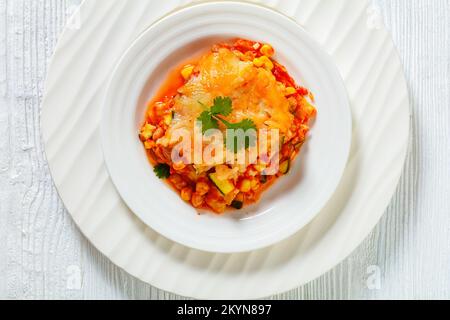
[41,0,410,299]
[101,2,352,253]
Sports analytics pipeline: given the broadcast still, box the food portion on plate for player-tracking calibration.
[139,39,316,213]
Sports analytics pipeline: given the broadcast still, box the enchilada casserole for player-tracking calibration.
[139,39,316,213]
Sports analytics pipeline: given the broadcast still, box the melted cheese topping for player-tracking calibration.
[169,48,294,135]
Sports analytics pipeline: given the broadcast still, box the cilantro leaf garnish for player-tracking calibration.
[197,97,233,134]
[198,110,219,133]
[210,97,232,116]
[221,118,257,131]
[154,163,171,179]
[197,97,257,152]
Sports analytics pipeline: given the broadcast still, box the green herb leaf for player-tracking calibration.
[221,118,257,131]
[197,96,257,152]
[154,163,171,179]
[210,97,232,116]
[198,110,219,134]
[197,97,232,133]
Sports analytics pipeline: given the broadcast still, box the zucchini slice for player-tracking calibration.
[209,173,235,195]
[231,200,244,210]
[163,111,174,125]
[279,160,291,175]
[260,175,268,184]
[231,193,244,210]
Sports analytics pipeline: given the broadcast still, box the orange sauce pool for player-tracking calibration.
[145,56,200,109]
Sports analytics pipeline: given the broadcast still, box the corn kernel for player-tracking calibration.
[251,179,260,191]
[239,179,252,193]
[305,103,317,117]
[152,127,164,140]
[253,57,265,67]
[173,162,186,171]
[141,130,152,140]
[264,58,274,71]
[154,102,166,116]
[181,187,193,202]
[181,65,194,80]
[254,164,267,172]
[260,44,274,57]
[257,56,274,70]
[163,114,173,126]
[191,193,204,208]
[140,123,155,140]
[196,181,210,196]
[169,174,187,190]
[144,141,154,150]
[285,87,297,96]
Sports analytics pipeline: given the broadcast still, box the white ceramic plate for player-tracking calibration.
[41,0,410,299]
[101,2,352,253]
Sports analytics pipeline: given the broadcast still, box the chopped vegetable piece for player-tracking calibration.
[209,173,235,195]
[260,44,274,57]
[231,193,244,210]
[260,175,268,184]
[181,187,193,202]
[285,87,297,96]
[191,193,204,208]
[154,163,171,179]
[238,179,252,193]
[140,123,155,140]
[253,57,265,67]
[163,112,173,125]
[144,141,154,150]
[231,200,244,210]
[279,160,291,175]
[181,65,194,80]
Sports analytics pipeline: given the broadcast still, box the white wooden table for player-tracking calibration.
[0,0,449,300]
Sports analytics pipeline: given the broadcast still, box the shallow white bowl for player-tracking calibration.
[101,1,352,253]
